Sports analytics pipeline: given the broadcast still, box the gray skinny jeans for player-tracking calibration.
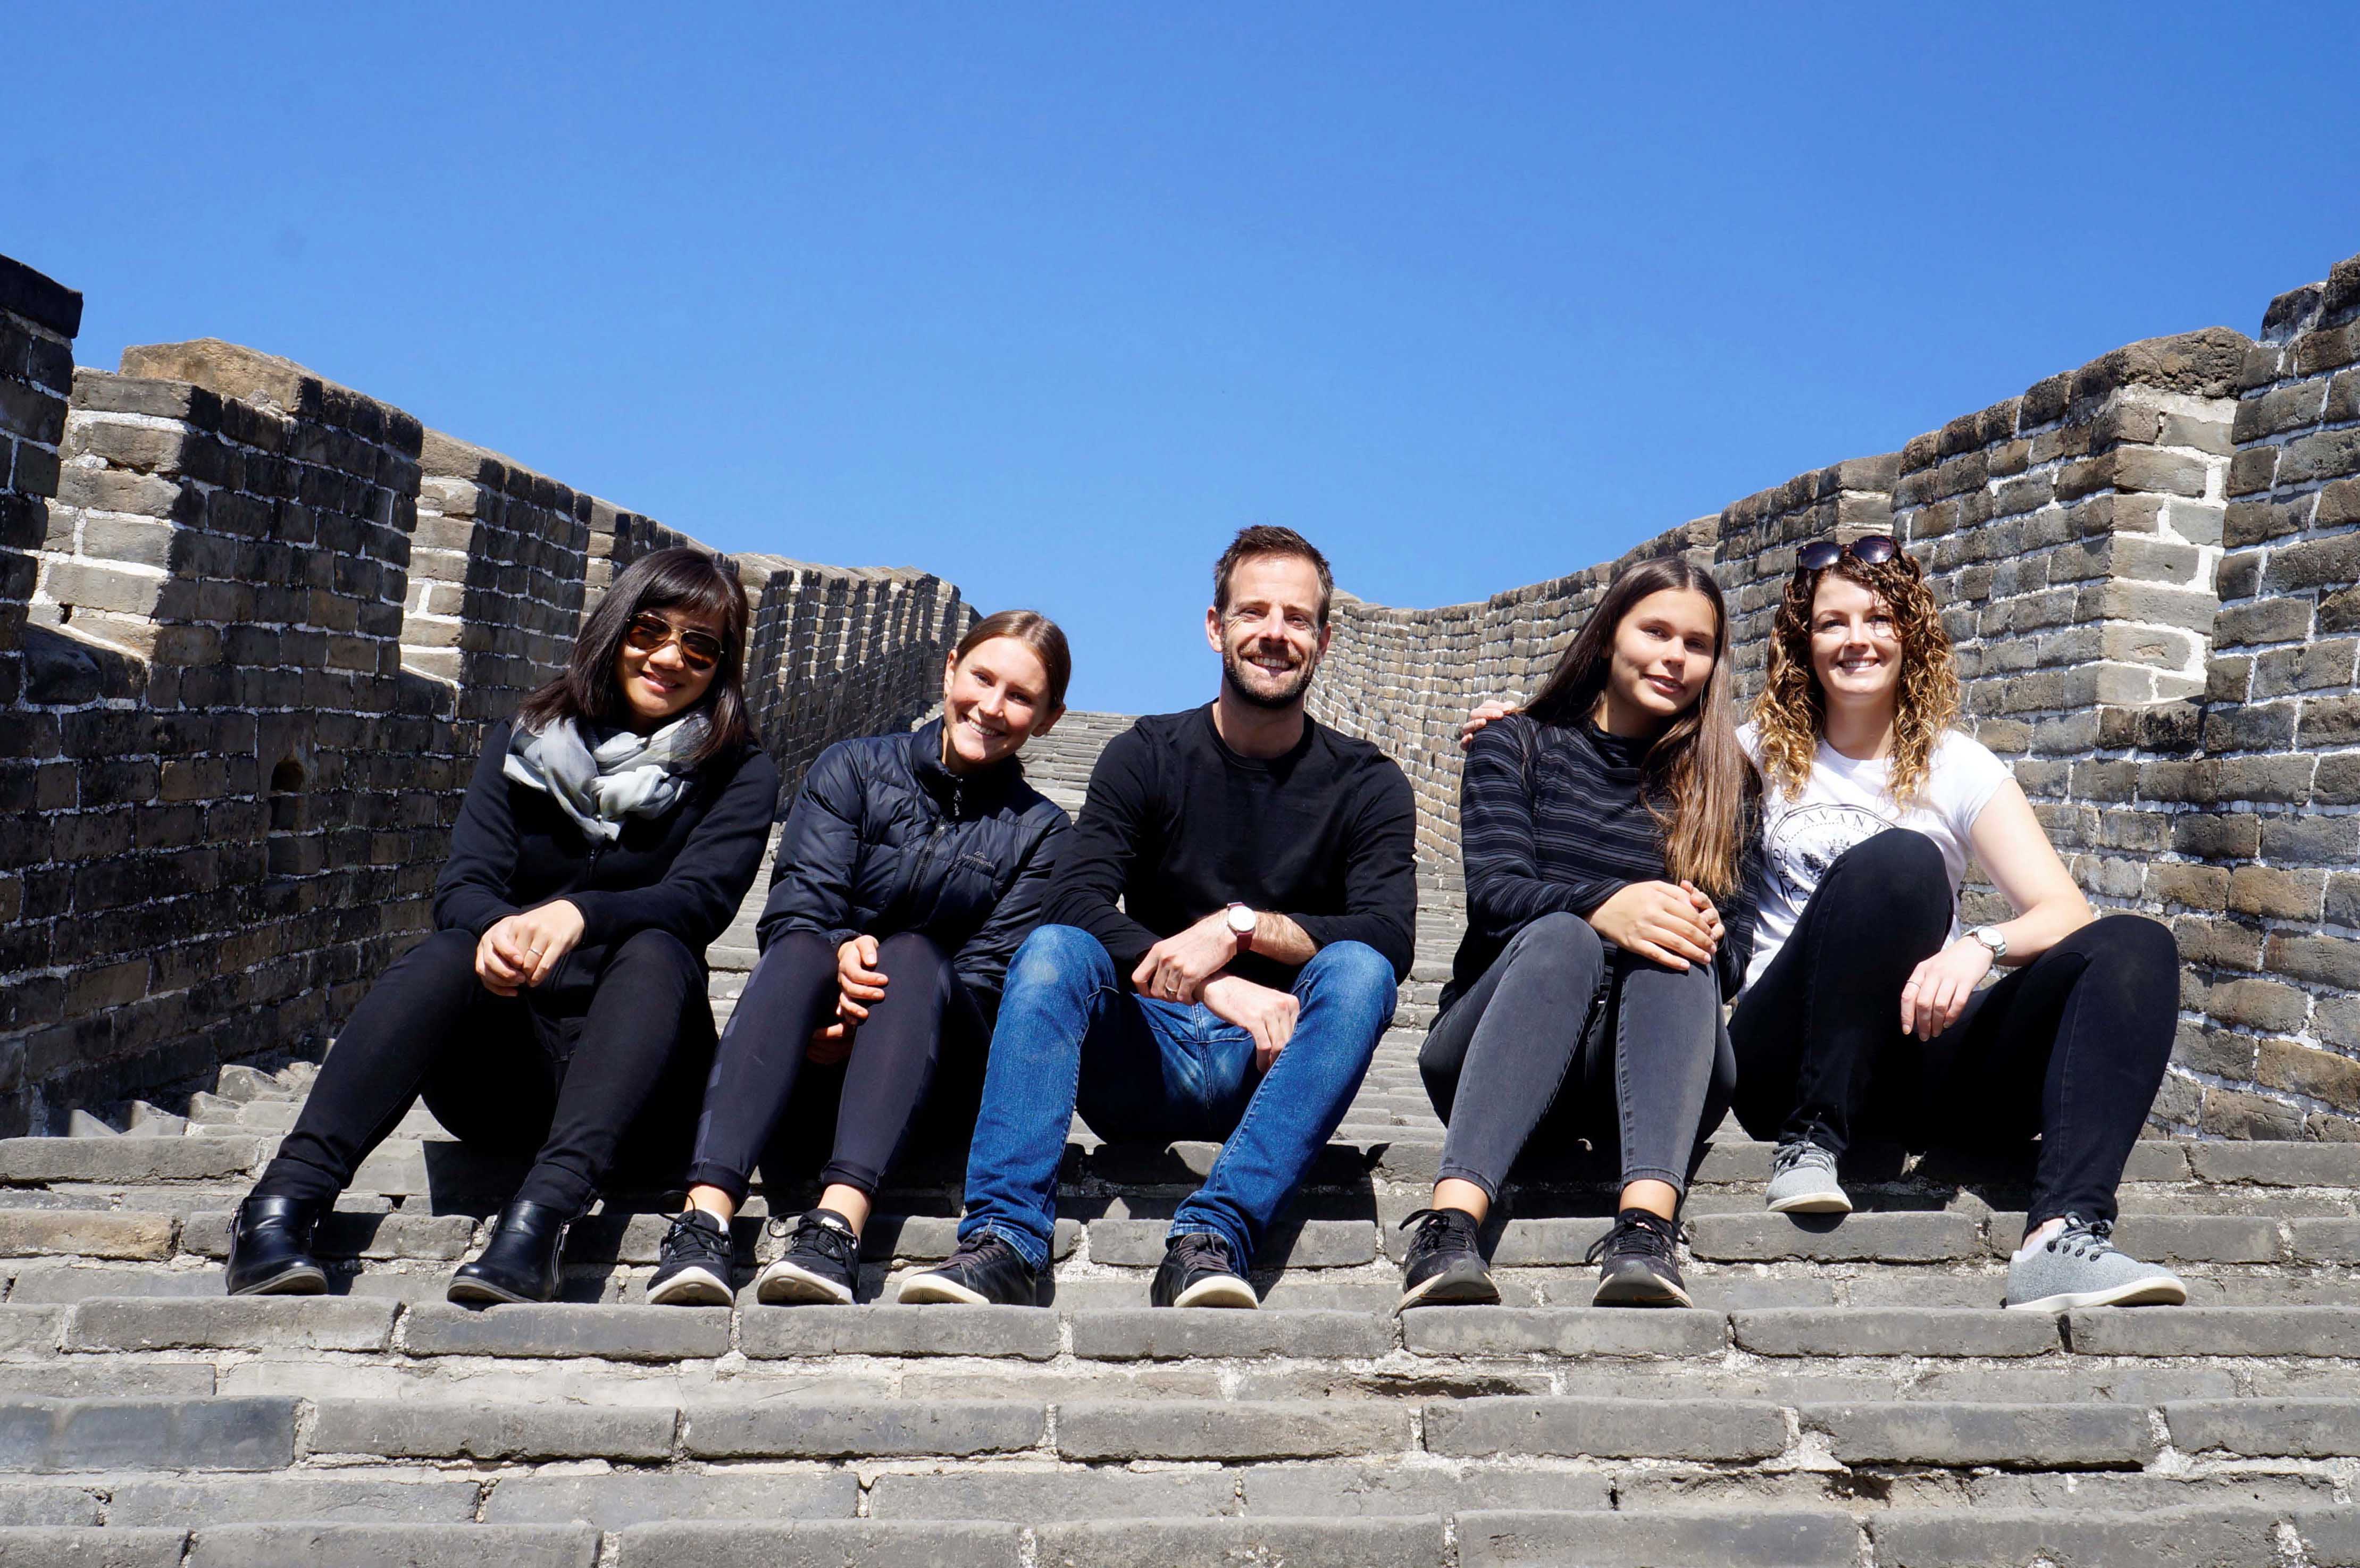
[1420,910,1734,1202]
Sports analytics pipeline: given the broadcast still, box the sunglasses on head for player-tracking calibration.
[1795,535,1899,574]
[625,612,724,672]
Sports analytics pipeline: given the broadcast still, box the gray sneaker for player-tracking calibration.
[2005,1215,2188,1312]
[1764,1139,1852,1214]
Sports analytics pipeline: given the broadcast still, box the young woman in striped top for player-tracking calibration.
[1400,556,1760,1311]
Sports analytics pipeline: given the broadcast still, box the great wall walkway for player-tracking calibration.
[0,717,2354,1565]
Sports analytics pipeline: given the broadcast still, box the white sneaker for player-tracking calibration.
[1764,1139,1852,1214]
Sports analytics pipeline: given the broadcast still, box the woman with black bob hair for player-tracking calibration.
[224,547,781,1304]
[1404,556,1761,1312]
[645,609,1072,1309]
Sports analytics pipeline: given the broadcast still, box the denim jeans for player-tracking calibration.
[957,924,1397,1272]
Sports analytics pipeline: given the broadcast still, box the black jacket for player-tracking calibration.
[755,719,1069,1016]
[434,719,782,1005]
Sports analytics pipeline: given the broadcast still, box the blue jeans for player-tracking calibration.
[957,924,1397,1272]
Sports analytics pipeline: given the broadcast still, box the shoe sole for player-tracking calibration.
[2005,1277,2191,1312]
[645,1265,733,1307]
[445,1276,541,1306]
[228,1263,328,1297]
[1169,1274,1258,1309]
[897,1273,995,1306]
[1765,1190,1853,1215]
[1396,1264,1501,1313]
[1592,1269,1694,1309]
[756,1259,857,1306]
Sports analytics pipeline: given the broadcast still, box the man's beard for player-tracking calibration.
[1221,642,1316,709]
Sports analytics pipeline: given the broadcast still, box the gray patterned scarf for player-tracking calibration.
[504,714,710,843]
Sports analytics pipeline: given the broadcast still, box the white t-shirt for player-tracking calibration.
[1739,723,2012,992]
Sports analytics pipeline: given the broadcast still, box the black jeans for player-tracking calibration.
[683,929,987,1207]
[1421,910,1735,1203]
[1728,827,2180,1227]
[257,926,717,1215]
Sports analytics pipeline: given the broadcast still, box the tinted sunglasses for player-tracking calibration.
[1795,534,1899,573]
[625,613,724,672]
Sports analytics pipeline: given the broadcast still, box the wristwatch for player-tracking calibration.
[1225,903,1257,952]
[1969,925,2008,962]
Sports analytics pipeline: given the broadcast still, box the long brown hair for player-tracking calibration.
[1754,547,1958,806]
[517,546,755,767]
[953,609,1073,712]
[1524,556,1753,898]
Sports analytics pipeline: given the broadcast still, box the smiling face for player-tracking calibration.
[614,606,726,730]
[1598,586,1719,734]
[941,635,1062,773]
[1207,552,1331,711]
[1807,573,1905,711]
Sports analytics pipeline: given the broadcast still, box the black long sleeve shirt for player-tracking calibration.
[434,719,781,999]
[1447,712,1761,1007]
[1043,706,1418,988]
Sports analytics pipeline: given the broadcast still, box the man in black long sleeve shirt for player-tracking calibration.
[902,529,1416,1309]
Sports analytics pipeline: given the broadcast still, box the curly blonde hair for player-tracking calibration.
[1752,549,1959,806]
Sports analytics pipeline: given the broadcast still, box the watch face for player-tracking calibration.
[1227,907,1255,934]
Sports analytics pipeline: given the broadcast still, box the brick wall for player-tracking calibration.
[1312,254,2360,1138]
[0,261,978,1130]
[2171,257,2360,1139]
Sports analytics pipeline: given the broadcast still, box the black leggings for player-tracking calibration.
[1420,911,1735,1203]
[1729,828,2179,1227]
[682,929,987,1208]
[256,926,717,1215]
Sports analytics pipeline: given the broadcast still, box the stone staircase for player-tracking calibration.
[5,712,2358,1564]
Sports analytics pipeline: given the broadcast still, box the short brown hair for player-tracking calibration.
[952,609,1072,711]
[1213,525,1334,626]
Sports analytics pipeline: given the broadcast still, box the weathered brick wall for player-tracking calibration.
[1313,256,2360,1138]
[12,341,439,1129]
[0,257,978,1130]
[2169,257,2360,1139]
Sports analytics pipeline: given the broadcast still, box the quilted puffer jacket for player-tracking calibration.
[755,718,1069,1016]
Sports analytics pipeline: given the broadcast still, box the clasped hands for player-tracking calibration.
[1587,880,1726,972]
[1132,913,1298,1073]
[474,901,587,997]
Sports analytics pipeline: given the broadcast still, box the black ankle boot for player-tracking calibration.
[225,1195,329,1296]
[447,1200,572,1304]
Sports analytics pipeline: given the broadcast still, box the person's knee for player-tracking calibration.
[1003,925,1109,999]
[609,928,701,984]
[877,930,956,999]
[414,926,482,976]
[1512,910,1604,970]
[1305,940,1398,1002]
[2081,912,2179,977]
[1825,830,1950,924]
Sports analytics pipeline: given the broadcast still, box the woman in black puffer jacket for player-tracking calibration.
[227,548,780,1305]
[646,610,1072,1307]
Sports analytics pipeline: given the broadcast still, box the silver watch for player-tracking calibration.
[1969,925,2008,962]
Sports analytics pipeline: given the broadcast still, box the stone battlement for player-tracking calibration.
[0,262,975,1135]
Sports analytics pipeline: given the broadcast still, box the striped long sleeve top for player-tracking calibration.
[1441,712,1762,1011]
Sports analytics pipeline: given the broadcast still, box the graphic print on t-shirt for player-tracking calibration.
[1764,800,1895,909]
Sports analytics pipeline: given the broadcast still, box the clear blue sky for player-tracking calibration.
[11,5,2358,714]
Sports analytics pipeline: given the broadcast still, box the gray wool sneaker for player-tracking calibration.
[1764,1139,1852,1214]
[2005,1215,2188,1312]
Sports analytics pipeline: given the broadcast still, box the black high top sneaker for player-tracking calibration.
[1395,1207,1499,1311]
[896,1231,1039,1306]
[1150,1231,1258,1309]
[1585,1206,1692,1307]
[645,1209,737,1306]
[755,1209,862,1305]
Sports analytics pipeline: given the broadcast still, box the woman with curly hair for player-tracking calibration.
[1733,536,2185,1311]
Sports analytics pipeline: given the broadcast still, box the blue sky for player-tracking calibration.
[11,5,2358,714]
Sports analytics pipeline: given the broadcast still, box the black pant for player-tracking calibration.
[256,926,716,1215]
[1420,911,1735,1203]
[683,929,987,1206]
[1728,827,2179,1227]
